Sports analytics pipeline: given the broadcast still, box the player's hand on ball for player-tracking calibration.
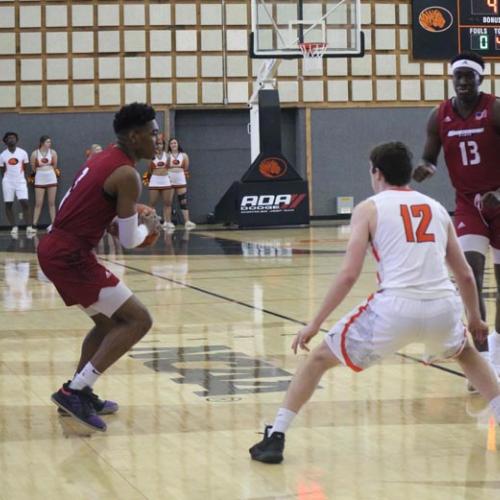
[412,164,436,182]
[292,323,320,354]
[468,318,489,343]
[481,190,500,209]
[140,209,161,235]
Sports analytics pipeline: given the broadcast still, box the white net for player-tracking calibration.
[299,42,328,73]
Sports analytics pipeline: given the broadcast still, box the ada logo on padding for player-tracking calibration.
[418,6,453,32]
[240,194,306,213]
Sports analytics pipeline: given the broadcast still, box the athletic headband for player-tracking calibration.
[450,59,484,76]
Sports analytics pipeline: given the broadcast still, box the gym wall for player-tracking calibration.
[0,1,475,223]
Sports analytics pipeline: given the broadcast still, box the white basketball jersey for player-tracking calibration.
[0,147,29,180]
[368,188,456,299]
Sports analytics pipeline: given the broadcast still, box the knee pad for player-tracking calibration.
[177,192,188,209]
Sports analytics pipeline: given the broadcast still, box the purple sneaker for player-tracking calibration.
[51,385,107,432]
[57,382,119,416]
[88,391,119,415]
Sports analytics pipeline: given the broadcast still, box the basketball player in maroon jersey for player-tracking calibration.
[38,103,161,431]
[414,52,500,385]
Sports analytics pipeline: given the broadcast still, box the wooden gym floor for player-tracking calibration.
[0,224,498,500]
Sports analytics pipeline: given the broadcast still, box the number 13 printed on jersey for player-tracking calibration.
[459,140,480,166]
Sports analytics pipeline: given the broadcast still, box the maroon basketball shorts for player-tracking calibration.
[454,196,500,257]
[37,232,131,317]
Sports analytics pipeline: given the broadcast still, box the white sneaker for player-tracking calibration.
[10,226,18,237]
[46,224,52,233]
[488,332,500,376]
[26,225,37,235]
[185,221,196,229]
[162,221,175,230]
[466,351,491,393]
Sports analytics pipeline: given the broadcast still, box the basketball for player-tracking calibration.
[106,204,160,248]
[136,203,160,248]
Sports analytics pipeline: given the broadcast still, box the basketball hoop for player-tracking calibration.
[299,42,328,73]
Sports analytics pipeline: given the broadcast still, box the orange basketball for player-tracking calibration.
[136,204,160,248]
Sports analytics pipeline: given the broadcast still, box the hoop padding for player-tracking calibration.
[299,42,328,73]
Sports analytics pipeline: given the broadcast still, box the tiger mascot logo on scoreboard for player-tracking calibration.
[418,7,453,33]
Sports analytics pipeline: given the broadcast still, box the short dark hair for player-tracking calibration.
[113,102,156,135]
[450,51,485,69]
[369,142,413,186]
[3,131,18,143]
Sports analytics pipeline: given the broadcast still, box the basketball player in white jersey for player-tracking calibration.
[249,142,500,464]
[0,132,35,237]
[30,135,60,232]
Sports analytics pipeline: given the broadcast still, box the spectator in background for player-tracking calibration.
[0,132,35,237]
[30,135,60,232]
[167,138,196,229]
[86,144,103,158]
[146,135,175,230]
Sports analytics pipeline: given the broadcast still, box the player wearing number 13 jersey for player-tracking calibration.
[413,52,500,380]
[249,142,500,464]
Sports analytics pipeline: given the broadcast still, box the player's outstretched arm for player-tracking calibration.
[445,222,488,341]
[292,201,373,354]
[413,107,440,182]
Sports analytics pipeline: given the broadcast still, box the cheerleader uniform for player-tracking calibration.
[149,152,172,190]
[34,149,58,188]
[167,152,187,188]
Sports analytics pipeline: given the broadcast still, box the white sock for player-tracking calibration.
[489,395,500,423]
[270,407,297,435]
[69,362,101,390]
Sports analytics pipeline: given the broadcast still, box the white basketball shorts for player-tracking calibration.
[2,177,28,202]
[325,292,466,371]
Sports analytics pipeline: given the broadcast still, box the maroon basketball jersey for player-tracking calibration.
[438,93,500,198]
[54,145,134,246]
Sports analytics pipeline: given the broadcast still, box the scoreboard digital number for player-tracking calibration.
[412,0,500,59]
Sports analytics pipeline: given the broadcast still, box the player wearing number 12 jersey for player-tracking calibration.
[413,52,500,382]
[249,142,500,464]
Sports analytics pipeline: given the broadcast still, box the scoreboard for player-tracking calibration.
[412,0,500,59]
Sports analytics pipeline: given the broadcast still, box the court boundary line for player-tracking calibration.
[104,258,467,380]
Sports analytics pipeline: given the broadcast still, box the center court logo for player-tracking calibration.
[240,193,306,213]
[418,6,453,32]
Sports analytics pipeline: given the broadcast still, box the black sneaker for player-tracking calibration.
[249,425,285,464]
[51,385,107,432]
[57,382,119,416]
